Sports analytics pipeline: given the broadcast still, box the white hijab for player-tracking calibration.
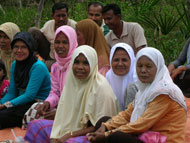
[106,43,137,110]
[130,47,187,123]
[51,45,119,138]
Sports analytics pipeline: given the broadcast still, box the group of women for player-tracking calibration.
[0,18,188,143]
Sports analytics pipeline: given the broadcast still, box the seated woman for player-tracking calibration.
[23,25,78,125]
[87,47,187,143]
[0,59,9,99]
[25,45,119,143]
[0,22,20,80]
[106,43,137,110]
[168,37,190,97]
[0,32,51,129]
[76,19,110,76]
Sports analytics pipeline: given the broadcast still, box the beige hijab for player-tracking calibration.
[0,22,20,80]
[76,19,110,69]
[51,45,119,139]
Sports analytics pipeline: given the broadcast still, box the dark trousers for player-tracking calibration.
[0,102,34,129]
[174,70,190,98]
[95,116,143,143]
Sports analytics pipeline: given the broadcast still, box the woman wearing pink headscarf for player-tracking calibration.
[23,25,78,142]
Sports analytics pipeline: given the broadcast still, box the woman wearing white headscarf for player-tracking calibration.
[87,47,187,143]
[106,43,137,110]
[50,45,119,142]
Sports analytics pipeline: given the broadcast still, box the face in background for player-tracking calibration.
[136,56,157,83]
[54,32,69,58]
[13,40,29,61]
[76,30,86,46]
[72,53,90,80]
[0,31,11,51]
[103,9,121,30]
[112,48,131,76]
[52,8,69,29]
[88,5,103,27]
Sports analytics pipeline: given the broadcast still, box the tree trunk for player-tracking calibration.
[0,4,5,15]
[187,0,190,19]
[35,0,45,28]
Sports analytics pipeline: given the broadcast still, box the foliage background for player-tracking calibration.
[0,0,190,65]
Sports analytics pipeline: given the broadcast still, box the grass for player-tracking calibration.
[0,0,189,65]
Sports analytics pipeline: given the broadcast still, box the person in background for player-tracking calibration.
[22,25,78,129]
[102,3,147,54]
[0,60,9,99]
[168,37,190,98]
[88,2,109,35]
[29,2,76,71]
[25,45,119,143]
[76,19,110,76]
[106,43,137,110]
[0,32,51,129]
[0,22,20,80]
[87,47,187,143]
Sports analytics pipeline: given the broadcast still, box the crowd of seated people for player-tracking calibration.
[0,1,189,143]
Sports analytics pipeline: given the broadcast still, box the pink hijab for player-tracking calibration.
[54,25,78,92]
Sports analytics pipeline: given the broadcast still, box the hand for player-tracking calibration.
[0,104,5,110]
[36,101,50,118]
[168,64,175,75]
[171,66,186,80]
[87,132,105,142]
[50,139,58,143]
[57,133,71,143]
[96,125,106,133]
[43,109,56,120]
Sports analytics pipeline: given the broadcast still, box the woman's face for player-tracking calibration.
[54,32,69,58]
[76,30,86,46]
[13,40,29,61]
[136,56,157,83]
[72,53,90,80]
[0,31,11,51]
[111,48,131,76]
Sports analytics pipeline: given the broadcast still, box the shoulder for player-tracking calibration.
[67,19,77,28]
[51,62,59,73]
[41,20,54,30]
[31,60,49,73]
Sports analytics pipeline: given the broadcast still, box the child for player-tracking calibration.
[0,59,9,99]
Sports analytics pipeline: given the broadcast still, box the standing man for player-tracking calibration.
[102,3,147,54]
[88,2,109,35]
[29,2,76,70]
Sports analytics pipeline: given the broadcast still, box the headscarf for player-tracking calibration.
[54,25,78,92]
[130,47,187,123]
[0,22,20,79]
[51,45,119,138]
[76,19,110,69]
[106,43,137,110]
[11,32,37,90]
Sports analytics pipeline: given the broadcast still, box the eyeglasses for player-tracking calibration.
[13,46,28,50]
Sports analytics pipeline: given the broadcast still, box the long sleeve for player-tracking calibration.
[1,60,51,106]
[45,64,61,109]
[171,38,190,69]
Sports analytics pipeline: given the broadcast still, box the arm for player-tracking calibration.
[7,62,50,106]
[171,38,190,68]
[109,95,172,134]
[45,64,61,110]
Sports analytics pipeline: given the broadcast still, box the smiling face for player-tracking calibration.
[0,31,11,51]
[111,48,131,76]
[103,10,121,30]
[54,32,69,58]
[136,56,157,83]
[72,53,90,80]
[13,40,29,61]
[88,5,103,27]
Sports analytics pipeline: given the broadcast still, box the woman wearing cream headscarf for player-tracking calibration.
[50,45,119,142]
[0,22,20,80]
[76,19,110,76]
[87,47,187,143]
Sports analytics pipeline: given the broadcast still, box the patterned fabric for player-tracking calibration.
[65,136,89,143]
